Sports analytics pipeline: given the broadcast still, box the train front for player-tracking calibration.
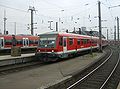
[35,33,59,62]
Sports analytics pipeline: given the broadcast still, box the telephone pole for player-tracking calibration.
[29,6,36,35]
[4,10,7,35]
[98,1,102,52]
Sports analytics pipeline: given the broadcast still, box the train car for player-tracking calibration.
[35,32,108,62]
[0,34,39,49]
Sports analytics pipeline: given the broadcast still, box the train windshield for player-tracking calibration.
[39,37,56,48]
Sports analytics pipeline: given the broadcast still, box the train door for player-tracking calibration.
[26,38,29,47]
[0,37,4,48]
[23,38,26,47]
[63,37,67,53]
[23,38,29,47]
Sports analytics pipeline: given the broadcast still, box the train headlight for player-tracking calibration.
[52,50,54,52]
[38,50,40,52]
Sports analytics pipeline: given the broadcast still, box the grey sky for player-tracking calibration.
[0,0,120,39]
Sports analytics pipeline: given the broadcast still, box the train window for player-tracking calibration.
[17,40,22,45]
[5,39,12,45]
[92,40,94,44]
[95,40,97,44]
[23,40,26,46]
[26,39,29,46]
[59,37,63,46]
[2,40,3,47]
[82,39,87,44]
[82,39,84,44]
[77,39,80,45]
[69,38,73,45]
[81,40,83,45]
[29,40,34,44]
[0,39,4,47]
[87,39,90,44]
[64,38,66,47]
[35,40,38,44]
[92,40,97,44]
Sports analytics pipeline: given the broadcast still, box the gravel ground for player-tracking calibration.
[0,52,104,89]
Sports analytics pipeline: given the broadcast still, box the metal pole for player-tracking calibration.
[98,1,102,52]
[90,30,93,56]
[14,22,16,35]
[31,10,33,35]
[56,22,58,32]
[107,29,108,40]
[4,10,7,35]
[114,25,116,45]
[117,17,119,46]
[29,6,35,35]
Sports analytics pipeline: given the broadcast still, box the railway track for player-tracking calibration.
[46,46,120,89]
[66,46,120,89]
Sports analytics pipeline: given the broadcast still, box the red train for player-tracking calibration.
[0,34,38,49]
[35,32,108,62]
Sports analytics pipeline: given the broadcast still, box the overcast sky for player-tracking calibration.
[0,0,120,39]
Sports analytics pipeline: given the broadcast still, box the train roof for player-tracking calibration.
[38,31,101,39]
[0,34,38,37]
[0,34,38,39]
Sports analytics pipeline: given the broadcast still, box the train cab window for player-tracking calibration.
[77,39,80,45]
[39,37,56,48]
[59,37,63,46]
[69,38,73,45]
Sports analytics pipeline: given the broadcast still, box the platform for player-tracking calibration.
[0,53,35,66]
[0,53,35,60]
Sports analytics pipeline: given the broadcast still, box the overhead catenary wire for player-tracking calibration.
[39,0,63,9]
[101,1,116,25]
[0,4,28,13]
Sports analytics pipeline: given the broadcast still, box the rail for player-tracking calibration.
[67,48,113,89]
